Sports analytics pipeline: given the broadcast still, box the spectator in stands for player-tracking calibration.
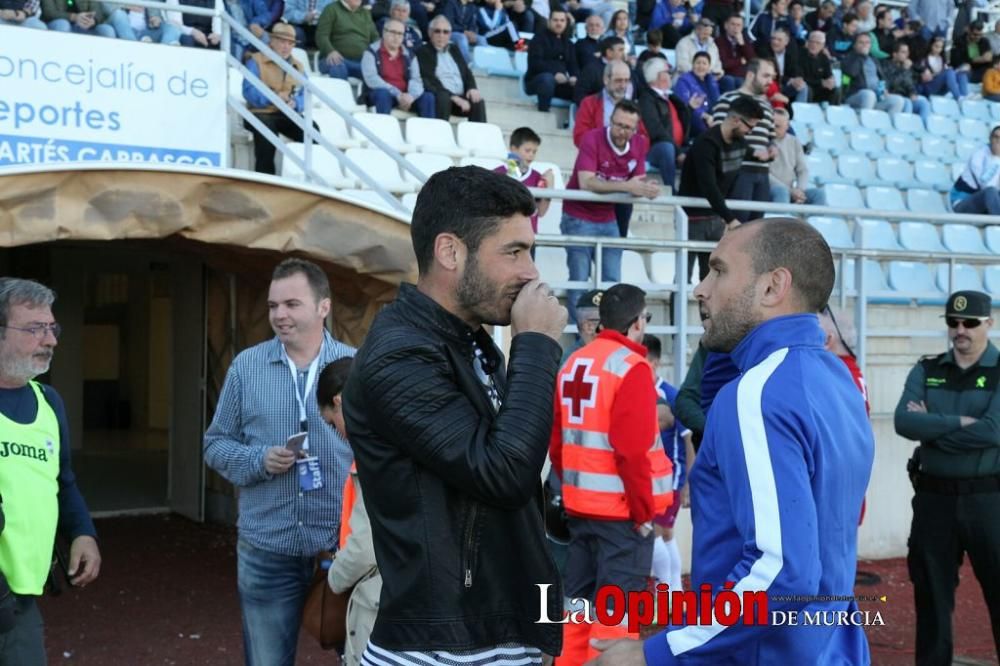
[43,0,123,36]
[317,0,379,78]
[576,14,607,66]
[361,18,435,116]
[442,0,477,62]
[416,15,487,121]
[701,0,739,29]
[900,18,930,62]
[786,0,807,42]
[881,42,931,123]
[0,0,47,29]
[675,51,720,136]
[604,9,635,56]
[872,7,898,56]
[829,13,860,59]
[476,0,520,50]
[842,32,906,113]
[376,0,422,51]
[638,57,691,190]
[769,108,826,206]
[242,23,312,174]
[678,95,763,280]
[749,0,789,54]
[988,19,1000,56]
[115,3,183,43]
[832,0,855,28]
[803,0,835,35]
[716,13,757,92]
[950,125,1000,215]
[907,0,949,40]
[984,55,1000,101]
[677,17,724,76]
[801,30,838,103]
[710,58,777,221]
[525,8,578,111]
[649,0,695,48]
[637,29,670,65]
[574,60,641,146]
[502,0,534,34]
[561,99,659,323]
[494,127,554,239]
[762,27,808,102]
[168,0,222,48]
[574,35,627,104]
[283,0,333,47]
[951,20,994,84]
[854,0,875,33]
[919,35,969,99]
[240,0,284,54]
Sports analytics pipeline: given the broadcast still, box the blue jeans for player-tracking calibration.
[560,213,622,324]
[525,72,574,112]
[730,170,771,221]
[719,75,742,93]
[0,16,47,29]
[953,187,1000,216]
[119,23,183,43]
[236,540,316,666]
[369,88,436,117]
[902,95,931,126]
[919,69,969,100]
[845,89,906,114]
[450,31,471,63]
[48,17,116,36]
[320,56,363,79]
[646,141,677,190]
[770,181,827,206]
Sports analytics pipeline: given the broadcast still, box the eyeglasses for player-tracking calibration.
[611,121,638,133]
[384,28,405,36]
[737,117,756,130]
[946,317,987,329]
[1,323,61,339]
[431,28,451,34]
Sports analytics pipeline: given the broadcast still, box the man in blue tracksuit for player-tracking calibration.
[593,217,875,665]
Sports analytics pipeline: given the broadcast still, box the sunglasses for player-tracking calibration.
[946,317,986,329]
[432,28,451,34]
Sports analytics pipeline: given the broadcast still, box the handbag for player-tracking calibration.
[302,551,352,651]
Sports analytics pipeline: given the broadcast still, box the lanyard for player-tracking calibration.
[285,346,321,445]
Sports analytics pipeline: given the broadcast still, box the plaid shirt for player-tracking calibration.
[204,330,355,556]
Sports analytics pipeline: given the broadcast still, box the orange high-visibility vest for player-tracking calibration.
[557,337,673,520]
[339,463,357,550]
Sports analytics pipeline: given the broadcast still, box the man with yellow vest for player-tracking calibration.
[0,278,101,665]
[549,283,673,666]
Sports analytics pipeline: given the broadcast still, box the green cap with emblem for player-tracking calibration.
[943,290,991,319]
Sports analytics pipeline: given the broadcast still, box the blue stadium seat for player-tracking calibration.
[926,114,958,137]
[913,160,953,192]
[936,263,985,293]
[921,136,954,160]
[986,226,1000,254]
[954,137,980,161]
[992,103,1000,122]
[826,104,860,130]
[836,153,877,186]
[664,49,677,69]
[859,109,893,134]
[985,266,1000,300]
[791,121,813,144]
[513,50,528,74]
[808,216,853,248]
[473,46,519,77]
[888,261,945,303]
[892,113,926,136]
[865,187,906,212]
[942,224,990,254]
[907,188,948,214]
[885,132,921,159]
[961,99,993,122]
[930,96,962,119]
[848,129,885,157]
[875,157,920,189]
[842,259,908,303]
[899,222,947,252]
[856,218,902,249]
[951,161,966,181]
[823,183,864,208]
[792,102,825,126]
[806,152,853,185]
[958,118,989,139]
[813,126,850,155]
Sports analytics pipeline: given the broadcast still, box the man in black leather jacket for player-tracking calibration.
[343,166,568,664]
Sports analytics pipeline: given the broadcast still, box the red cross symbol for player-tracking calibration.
[562,359,599,424]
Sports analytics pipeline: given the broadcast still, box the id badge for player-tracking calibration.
[297,456,324,492]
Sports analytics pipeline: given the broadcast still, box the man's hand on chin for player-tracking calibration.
[586,638,647,665]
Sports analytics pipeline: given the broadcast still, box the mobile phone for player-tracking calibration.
[285,432,308,456]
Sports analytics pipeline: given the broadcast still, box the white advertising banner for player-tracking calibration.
[0,25,227,167]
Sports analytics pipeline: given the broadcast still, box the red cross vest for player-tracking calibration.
[556,337,673,521]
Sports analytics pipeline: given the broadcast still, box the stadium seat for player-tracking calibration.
[823,183,864,209]
[664,49,677,69]
[309,107,363,150]
[848,129,885,157]
[813,126,850,155]
[885,132,921,159]
[887,261,944,301]
[513,50,528,74]
[839,259,904,302]
[875,157,920,189]
[621,251,656,288]
[856,218,902,249]
[859,109,893,134]
[280,143,358,188]
[472,45,519,77]
[942,223,990,254]
[401,192,418,211]
[791,102,824,127]
[534,246,570,283]
[825,104,860,130]
[906,188,948,214]
[951,161,966,181]
[532,160,565,189]
[310,77,365,113]
[892,112,925,136]
[926,114,958,137]
[985,266,1000,298]
[864,187,906,212]
[958,118,990,139]
[403,152,454,184]
[339,188,400,210]
[930,96,961,119]
[992,103,1000,121]
[913,160,953,192]
[650,252,679,286]
[459,156,506,170]
[343,148,417,193]
[899,222,946,252]
[954,137,980,161]
[921,136,954,160]
[985,226,1000,254]
[808,216,854,248]
[351,112,416,153]
[960,99,992,122]
[836,153,877,186]
[806,152,852,185]
[405,118,471,157]
[228,73,245,105]
[456,122,508,158]
[292,47,314,74]
[790,120,812,144]
[936,263,985,293]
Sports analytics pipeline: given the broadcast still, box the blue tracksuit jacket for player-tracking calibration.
[643,314,874,665]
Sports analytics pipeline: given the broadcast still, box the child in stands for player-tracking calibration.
[494,127,555,238]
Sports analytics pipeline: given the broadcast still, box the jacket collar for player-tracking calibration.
[395,283,501,368]
[729,313,825,372]
[939,341,999,368]
[596,329,648,356]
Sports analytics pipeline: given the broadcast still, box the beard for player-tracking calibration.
[0,350,51,383]
[456,252,519,327]
[701,284,760,353]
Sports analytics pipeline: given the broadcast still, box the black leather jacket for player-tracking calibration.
[343,284,564,655]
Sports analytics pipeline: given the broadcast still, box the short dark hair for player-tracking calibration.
[646,28,663,47]
[411,166,536,275]
[969,20,984,32]
[599,35,625,55]
[599,283,646,332]
[272,258,331,302]
[316,357,354,408]
[893,40,909,54]
[726,12,743,23]
[642,334,662,359]
[771,26,791,39]
[742,218,835,312]
[728,95,764,120]
[746,57,772,75]
[692,50,712,64]
[842,12,858,24]
[612,98,641,118]
[510,126,541,148]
